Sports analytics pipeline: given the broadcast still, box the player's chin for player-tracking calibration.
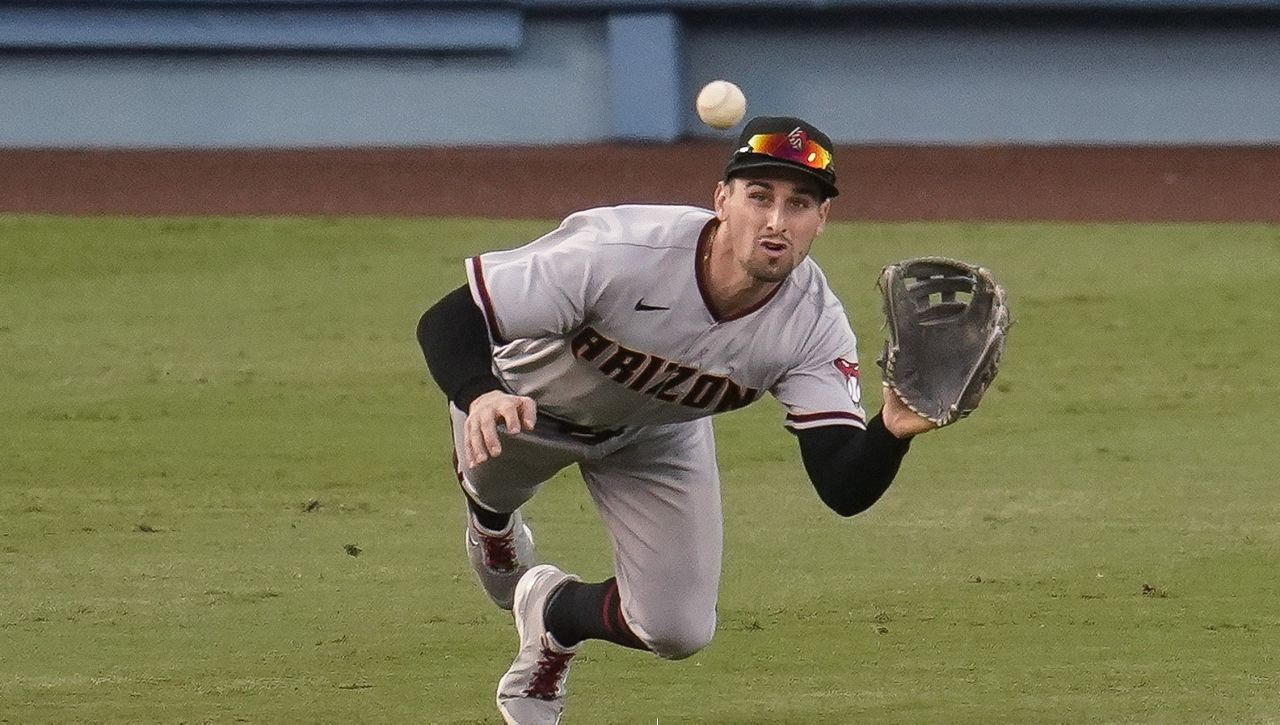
[747,255,796,283]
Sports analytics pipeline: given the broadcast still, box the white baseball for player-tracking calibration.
[696,80,747,130]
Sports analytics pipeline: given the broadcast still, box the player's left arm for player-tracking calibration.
[881,384,938,438]
[772,307,925,516]
[792,414,912,517]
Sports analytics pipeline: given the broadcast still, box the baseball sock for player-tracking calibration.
[544,578,648,651]
[464,493,511,532]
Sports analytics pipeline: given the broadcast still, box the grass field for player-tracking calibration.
[3,214,1279,723]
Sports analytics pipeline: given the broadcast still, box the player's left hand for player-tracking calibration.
[881,385,937,439]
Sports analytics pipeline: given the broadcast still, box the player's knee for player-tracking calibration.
[634,611,716,660]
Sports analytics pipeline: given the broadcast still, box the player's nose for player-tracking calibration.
[764,204,786,231]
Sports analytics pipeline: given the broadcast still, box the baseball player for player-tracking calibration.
[417,116,935,723]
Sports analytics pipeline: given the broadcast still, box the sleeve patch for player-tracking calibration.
[833,357,861,406]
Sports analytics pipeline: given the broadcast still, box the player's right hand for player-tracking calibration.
[464,391,537,467]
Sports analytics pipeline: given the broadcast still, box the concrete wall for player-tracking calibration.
[1,3,1279,146]
[0,18,610,147]
[683,16,1280,143]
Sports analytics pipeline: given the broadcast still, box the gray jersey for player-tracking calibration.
[465,204,865,431]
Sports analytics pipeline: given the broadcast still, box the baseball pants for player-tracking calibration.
[449,404,722,660]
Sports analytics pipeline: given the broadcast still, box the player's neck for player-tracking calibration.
[701,224,780,319]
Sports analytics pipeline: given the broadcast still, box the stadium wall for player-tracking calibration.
[1,1,1278,146]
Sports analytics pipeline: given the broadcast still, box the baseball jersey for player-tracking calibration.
[465,204,865,432]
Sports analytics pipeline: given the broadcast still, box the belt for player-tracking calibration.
[540,414,626,445]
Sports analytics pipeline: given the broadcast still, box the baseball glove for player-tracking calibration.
[876,257,1011,427]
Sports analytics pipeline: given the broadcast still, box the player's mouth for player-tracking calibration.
[758,239,789,258]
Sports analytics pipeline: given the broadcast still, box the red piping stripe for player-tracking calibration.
[694,219,721,321]
[470,256,508,345]
[785,410,866,424]
[601,580,618,637]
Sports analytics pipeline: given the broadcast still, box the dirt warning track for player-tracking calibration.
[2,144,1277,222]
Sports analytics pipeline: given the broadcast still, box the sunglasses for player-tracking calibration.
[741,132,833,171]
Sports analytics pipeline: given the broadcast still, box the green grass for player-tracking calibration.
[3,214,1279,723]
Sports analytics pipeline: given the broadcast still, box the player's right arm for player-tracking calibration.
[464,211,603,342]
[418,211,604,465]
[417,285,535,467]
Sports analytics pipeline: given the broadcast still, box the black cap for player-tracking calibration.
[723,116,839,198]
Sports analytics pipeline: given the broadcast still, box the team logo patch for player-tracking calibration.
[833,357,861,405]
[787,127,807,151]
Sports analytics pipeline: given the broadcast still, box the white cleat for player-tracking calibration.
[496,564,580,725]
[466,509,536,610]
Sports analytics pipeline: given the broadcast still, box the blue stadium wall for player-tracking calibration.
[1,1,1279,146]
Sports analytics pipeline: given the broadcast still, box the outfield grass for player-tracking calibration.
[3,214,1279,723]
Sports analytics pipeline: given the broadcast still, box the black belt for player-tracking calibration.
[540,414,626,444]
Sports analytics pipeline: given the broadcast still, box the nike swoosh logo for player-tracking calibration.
[634,299,670,312]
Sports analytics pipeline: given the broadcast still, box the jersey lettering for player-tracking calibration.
[626,356,667,392]
[643,362,683,395]
[680,374,727,408]
[598,344,647,382]
[571,327,612,361]
[714,379,759,413]
[571,325,761,412]
[652,365,696,402]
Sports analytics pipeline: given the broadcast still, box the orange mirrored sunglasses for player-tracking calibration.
[742,132,833,171]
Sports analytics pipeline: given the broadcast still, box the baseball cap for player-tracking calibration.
[723,116,839,198]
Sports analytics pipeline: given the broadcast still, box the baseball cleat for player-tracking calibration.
[496,564,580,725]
[466,509,537,610]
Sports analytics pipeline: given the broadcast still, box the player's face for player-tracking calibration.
[713,173,831,283]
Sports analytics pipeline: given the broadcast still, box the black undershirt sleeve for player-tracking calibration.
[416,284,504,412]
[793,414,913,517]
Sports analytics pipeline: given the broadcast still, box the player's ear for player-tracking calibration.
[713,180,730,221]
[815,198,831,236]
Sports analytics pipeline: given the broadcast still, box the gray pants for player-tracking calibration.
[449,405,722,660]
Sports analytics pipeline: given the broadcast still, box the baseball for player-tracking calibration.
[696,80,747,130]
